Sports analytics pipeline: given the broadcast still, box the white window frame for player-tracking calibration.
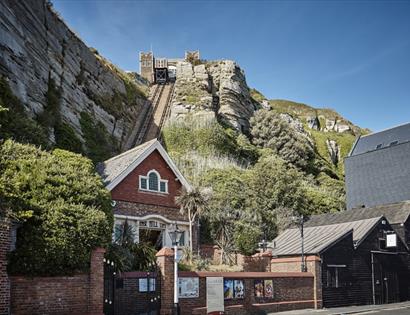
[139,169,168,194]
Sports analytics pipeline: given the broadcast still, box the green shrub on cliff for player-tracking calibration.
[0,140,113,275]
[80,111,118,163]
[0,76,48,146]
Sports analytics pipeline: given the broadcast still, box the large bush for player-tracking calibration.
[250,109,314,169]
[0,140,113,275]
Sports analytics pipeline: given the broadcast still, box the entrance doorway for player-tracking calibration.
[139,229,164,250]
[373,253,400,304]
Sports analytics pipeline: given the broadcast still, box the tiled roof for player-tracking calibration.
[96,139,157,186]
[345,141,410,209]
[306,201,410,227]
[269,217,382,256]
[350,122,410,156]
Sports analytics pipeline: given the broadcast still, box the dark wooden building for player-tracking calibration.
[269,215,410,308]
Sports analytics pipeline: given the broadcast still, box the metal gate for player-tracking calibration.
[104,259,161,315]
[103,258,116,315]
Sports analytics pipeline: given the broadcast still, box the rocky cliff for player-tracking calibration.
[0,0,149,160]
[170,60,258,133]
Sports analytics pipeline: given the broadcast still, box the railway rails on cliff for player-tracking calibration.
[133,82,174,146]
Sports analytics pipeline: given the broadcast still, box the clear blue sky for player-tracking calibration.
[52,0,410,131]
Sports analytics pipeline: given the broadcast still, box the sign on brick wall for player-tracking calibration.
[206,277,224,313]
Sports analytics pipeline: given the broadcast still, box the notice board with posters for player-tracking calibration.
[206,277,224,314]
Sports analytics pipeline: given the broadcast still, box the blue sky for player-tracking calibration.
[53,0,410,131]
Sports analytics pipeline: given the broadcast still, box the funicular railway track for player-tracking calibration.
[134,84,165,146]
[157,83,175,143]
[141,82,174,143]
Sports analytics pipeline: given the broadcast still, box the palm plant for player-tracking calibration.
[175,186,212,257]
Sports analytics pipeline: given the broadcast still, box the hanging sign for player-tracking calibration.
[386,233,397,248]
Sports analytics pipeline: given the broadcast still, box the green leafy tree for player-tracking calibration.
[201,168,262,258]
[1,140,113,275]
[248,155,307,239]
[250,109,314,169]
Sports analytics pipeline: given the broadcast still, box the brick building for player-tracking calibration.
[97,139,196,250]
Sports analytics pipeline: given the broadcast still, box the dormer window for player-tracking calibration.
[139,170,168,193]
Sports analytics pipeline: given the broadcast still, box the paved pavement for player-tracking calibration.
[270,301,410,315]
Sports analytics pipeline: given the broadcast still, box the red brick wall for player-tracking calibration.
[10,248,105,315]
[156,248,316,315]
[0,216,10,315]
[111,150,182,208]
[176,272,314,315]
[271,256,323,309]
[10,275,90,315]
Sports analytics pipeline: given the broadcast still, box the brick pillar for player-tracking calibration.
[0,216,10,315]
[89,247,105,315]
[156,247,175,315]
[309,258,322,309]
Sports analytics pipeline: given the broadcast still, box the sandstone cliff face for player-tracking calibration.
[170,60,257,132]
[0,0,148,151]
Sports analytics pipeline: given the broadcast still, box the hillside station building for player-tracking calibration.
[97,139,197,250]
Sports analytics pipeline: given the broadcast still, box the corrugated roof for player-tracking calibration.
[350,122,410,156]
[345,141,410,209]
[96,139,157,186]
[306,201,410,227]
[269,217,382,256]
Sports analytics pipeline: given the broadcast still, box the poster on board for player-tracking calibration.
[233,280,244,299]
[254,280,264,297]
[264,280,273,298]
[207,277,224,313]
[139,278,148,292]
[224,279,234,299]
[179,277,199,298]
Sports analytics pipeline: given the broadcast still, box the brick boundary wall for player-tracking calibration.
[200,245,272,272]
[0,216,11,315]
[157,247,317,315]
[9,248,105,315]
[271,255,323,309]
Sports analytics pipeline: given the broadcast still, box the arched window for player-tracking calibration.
[139,170,168,193]
[148,172,159,191]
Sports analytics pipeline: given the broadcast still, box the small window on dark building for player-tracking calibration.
[379,237,386,250]
[390,140,399,146]
[326,265,347,288]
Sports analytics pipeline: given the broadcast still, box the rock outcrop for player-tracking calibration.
[0,0,148,151]
[326,139,340,166]
[170,60,257,132]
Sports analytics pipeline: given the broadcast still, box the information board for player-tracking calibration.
[179,277,199,298]
[206,277,224,314]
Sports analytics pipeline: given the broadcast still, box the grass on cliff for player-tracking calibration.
[310,130,356,176]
